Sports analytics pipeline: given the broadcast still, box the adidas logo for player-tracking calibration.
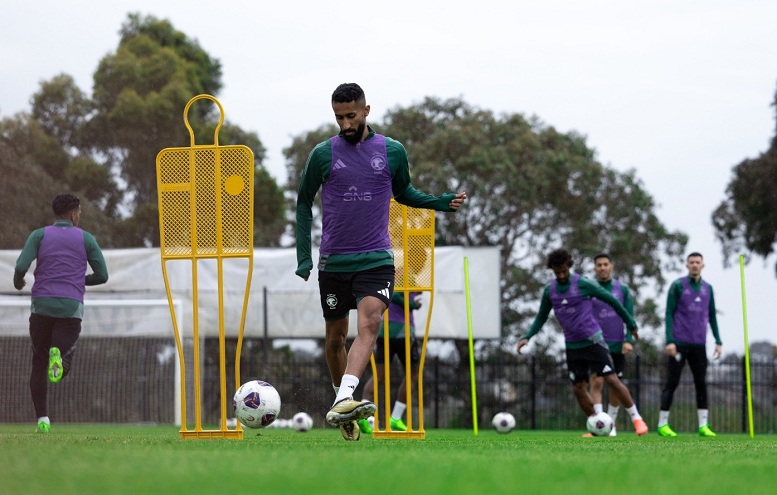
[694,297,701,302]
[602,365,612,373]
[378,288,390,299]
[333,159,347,170]
[561,299,568,305]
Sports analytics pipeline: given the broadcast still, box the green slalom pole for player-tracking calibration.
[739,254,755,438]
[464,256,478,435]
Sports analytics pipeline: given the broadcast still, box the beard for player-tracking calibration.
[342,123,366,144]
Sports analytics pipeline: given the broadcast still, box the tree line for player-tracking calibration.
[3,13,776,344]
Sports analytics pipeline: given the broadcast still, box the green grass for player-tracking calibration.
[1,424,775,495]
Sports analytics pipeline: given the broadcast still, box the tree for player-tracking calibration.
[85,13,284,247]
[380,97,687,338]
[713,86,777,274]
[0,113,114,249]
[284,97,687,344]
[3,14,286,248]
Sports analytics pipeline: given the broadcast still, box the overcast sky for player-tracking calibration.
[2,1,776,354]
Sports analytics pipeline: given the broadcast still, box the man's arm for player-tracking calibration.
[520,287,552,341]
[664,280,681,344]
[295,143,328,280]
[621,284,636,343]
[13,228,45,290]
[581,277,637,331]
[387,138,460,211]
[83,232,108,286]
[708,285,722,346]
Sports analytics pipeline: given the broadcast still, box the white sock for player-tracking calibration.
[333,384,339,396]
[626,405,642,421]
[392,401,407,420]
[333,374,359,405]
[658,410,670,427]
[593,403,603,414]
[698,409,709,428]
[607,405,620,421]
[37,416,50,425]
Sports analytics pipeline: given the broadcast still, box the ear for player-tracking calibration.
[364,104,370,117]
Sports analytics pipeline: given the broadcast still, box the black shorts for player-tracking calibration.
[374,336,420,368]
[610,352,626,377]
[566,343,615,384]
[318,265,395,320]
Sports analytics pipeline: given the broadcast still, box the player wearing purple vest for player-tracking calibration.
[658,252,722,438]
[295,83,467,441]
[13,194,108,433]
[517,248,648,436]
[586,253,636,437]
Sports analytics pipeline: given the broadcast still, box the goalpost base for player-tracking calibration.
[179,428,243,439]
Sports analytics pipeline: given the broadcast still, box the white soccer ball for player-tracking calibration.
[586,412,614,436]
[492,412,516,434]
[292,412,314,432]
[233,380,281,429]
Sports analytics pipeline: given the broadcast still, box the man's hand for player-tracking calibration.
[449,192,467,211]
[713,344,722,359]
[622,342,634,355]
[631,328,639,342]
[665,343,677,357]
[516,338,529,354]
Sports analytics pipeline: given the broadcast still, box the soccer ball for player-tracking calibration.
[586,412,614,436]
[292,412,314,432]
[233,380,281,429]
[492,412,516,434]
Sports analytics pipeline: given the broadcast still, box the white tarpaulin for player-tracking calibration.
[0,246,500,339]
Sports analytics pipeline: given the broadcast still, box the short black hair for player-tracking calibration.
[547,248,573,269]
[52,193,80,216]
[594,252,612,262]
[687,252,703,260]
[332,83,365,104]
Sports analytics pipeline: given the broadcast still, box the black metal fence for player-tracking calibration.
[237,341,777,434]
[2,336,775,434]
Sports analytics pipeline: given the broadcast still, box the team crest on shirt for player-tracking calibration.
[370,154,386,172]
[326,294,338,309]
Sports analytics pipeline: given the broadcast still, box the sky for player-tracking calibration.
[2,1,777,355]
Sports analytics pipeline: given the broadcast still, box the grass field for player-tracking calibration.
[1,424,775,495]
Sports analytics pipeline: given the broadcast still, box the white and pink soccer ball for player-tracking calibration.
[586,412,614,436]
[233,380,281,429]
[492,412,516,434]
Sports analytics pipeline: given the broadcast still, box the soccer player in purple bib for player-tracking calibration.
[13,194,109,433]
[517,248,648,436]
[296,83,467,441]
[586,252,636,437]
[658,252,722,438]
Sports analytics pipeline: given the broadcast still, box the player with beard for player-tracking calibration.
[584,252,636,437]
[295,83,467,441]
[517,248,648,436]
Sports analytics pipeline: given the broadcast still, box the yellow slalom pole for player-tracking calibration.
[464,257,478,435]
[738,255,755,438]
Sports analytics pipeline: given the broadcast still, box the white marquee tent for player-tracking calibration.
[0,246,501,340]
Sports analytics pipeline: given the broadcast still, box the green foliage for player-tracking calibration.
[376,97,687,340]
[713,112,777,274]
[2,13,285,248]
